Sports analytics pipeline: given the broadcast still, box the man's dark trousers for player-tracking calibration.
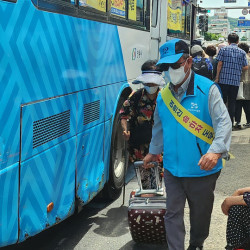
[218,83,239,124]
[164,170,220,250]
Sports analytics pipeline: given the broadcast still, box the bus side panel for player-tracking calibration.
[103,119,112,183]
[0,1,128,102]
[19,137,76,242]
[21,94,77,162]
[76,88,105,134]
[117,26,151,81]
[76,88,105,203]
[76,124,104,204]
[0,163,18,247]
[105,83,129,122]
[1,0,127,171]
[19,95,77,241]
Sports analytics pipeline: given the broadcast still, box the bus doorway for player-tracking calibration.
[150,0,167,60]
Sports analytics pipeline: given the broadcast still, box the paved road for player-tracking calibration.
[2,127,250,250]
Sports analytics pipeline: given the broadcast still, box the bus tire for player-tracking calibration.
[104,107,127,201]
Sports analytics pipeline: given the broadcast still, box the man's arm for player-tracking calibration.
[221,195,247,215]
[198,85,232,170]
[214,61,223,83]
[242,65,248,71]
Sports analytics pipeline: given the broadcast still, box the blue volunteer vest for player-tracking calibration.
[157,73,222,177]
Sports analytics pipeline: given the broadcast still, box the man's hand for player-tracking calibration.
[122,130,130,141]
[198,152,221,171]
[143,153,158,169]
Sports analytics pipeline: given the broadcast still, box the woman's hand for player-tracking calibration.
[122,130,130,141]
[233,187,250,196]
[221,195,246,215]
[221,197,233,215]
[121,119,130,141]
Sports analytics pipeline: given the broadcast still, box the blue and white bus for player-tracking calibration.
[0,0,194,247]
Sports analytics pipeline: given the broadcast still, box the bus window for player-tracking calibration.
[128,0,143,23]
[34,0,77,15]
[110,0,126,18]
[151,0,158,27]
[185,4,191,36]
[79,0,107,12]
[2,0,17,2]
[61,0,74,3]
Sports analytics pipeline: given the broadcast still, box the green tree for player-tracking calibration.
[204,32,222,41]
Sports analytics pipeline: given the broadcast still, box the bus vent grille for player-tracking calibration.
[83,100,100,125]
[33,110,70,148]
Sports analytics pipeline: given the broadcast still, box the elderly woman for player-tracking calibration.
[120,60,164,189]
[222,187,250,250]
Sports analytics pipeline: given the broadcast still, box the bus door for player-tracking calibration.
[150,0,167,60]
[150,0,161,60]
[19,94,77,241]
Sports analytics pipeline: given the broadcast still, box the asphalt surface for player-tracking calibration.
[2,116,250,250]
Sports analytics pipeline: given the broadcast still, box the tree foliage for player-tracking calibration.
[204,32,222,41]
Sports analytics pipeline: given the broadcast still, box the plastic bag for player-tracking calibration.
[236,82,245,100]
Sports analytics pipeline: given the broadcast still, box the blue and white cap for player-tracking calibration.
[157,39,190,65]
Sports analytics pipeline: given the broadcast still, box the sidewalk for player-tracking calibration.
[231,111,250,144]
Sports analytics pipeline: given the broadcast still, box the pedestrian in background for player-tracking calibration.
[120,60,164,189]
[143,39,231,250]
[215,33,248,125]
[191,45,213,80]
[217,42,227,53]
[205,45,218,80]
[235,43,250,129]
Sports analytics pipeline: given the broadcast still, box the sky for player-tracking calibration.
[199,0,250,18]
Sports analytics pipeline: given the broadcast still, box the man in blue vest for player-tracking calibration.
[143,39,232,250]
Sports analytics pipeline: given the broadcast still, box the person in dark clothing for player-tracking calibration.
[235,43,250,129]
[191,45,213,80]
[205,45,218,80]
[215,33,248,125]
[222,187,250,250]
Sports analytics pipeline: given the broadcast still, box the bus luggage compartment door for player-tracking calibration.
[19,94,77,241]
[76,88,105,205]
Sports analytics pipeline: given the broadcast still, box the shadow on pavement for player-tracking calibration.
[92,205,129,237]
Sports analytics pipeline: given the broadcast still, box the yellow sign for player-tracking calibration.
[128,0,137,21]
[167,0,183,32]
[111,0,126,18]
[79,0,106,12]
[161,84,215,144]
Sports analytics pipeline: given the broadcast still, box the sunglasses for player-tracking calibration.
[161,59,187,71]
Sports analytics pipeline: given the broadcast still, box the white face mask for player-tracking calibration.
[168,60,188,86]
[144,86,158,94]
